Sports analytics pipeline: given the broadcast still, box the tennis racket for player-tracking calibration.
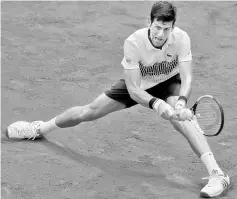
[189,95,225,137]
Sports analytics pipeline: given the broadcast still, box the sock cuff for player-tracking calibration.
[200,152,213,161]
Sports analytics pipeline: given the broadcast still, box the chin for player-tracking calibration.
[153,40,163,47]
[154,42,163,47]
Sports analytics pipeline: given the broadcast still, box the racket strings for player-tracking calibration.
[195,98,222,135]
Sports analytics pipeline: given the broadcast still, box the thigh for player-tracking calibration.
[89,93,126,119]
[104,79,138,108]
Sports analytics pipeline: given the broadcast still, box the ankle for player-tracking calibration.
[39,118,58,134]
[201,152,223,176]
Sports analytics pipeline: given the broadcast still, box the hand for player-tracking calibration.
[174,99,190,121]
[175,99,186,110]
[153,99,193,121]
[153,100,176,120]
[160,108,177,120]
[175,108,194,121]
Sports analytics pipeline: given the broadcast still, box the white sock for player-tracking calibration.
[201,152,224,176]
[39,117,59,134]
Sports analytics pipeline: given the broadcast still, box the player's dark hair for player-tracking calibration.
[150,1,177,25]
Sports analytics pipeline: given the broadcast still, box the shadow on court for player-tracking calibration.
[2,134,202,193]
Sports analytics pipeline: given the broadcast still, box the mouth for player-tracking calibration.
[154,37,163,42]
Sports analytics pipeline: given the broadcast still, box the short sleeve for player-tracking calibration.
[178,33,192,62]
[121,39,140,69]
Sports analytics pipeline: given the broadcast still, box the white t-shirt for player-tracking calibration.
[121,27,192,90]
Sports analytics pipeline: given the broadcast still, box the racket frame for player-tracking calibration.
[190,95,225,137]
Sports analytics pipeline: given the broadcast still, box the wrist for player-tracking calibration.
[153,99,163,111]
[149,97,157,109]
[178,96,188,105]
[177,99,186,107]
[149,97,163,111]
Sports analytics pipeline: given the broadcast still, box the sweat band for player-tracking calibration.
[149,97,158,109]
[178,96,188,104]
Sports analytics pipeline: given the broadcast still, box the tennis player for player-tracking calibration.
[6,1,229,197]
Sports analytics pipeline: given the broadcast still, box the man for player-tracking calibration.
[6,1,229,198]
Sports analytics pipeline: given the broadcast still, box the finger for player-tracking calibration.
[181,109,193,120]
[175,100,186,110]
[171,113,179,120]
[175,104,183,110]
[161,109,175,120]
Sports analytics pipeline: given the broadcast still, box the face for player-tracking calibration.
[149,19,173,47]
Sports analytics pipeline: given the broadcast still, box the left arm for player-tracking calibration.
[179,60,193,99]
[175,32,193,109]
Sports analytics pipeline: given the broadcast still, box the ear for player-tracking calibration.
[148,17,151,27]
[172,23,176,30]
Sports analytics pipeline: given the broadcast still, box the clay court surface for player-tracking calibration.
[1,1,237,199]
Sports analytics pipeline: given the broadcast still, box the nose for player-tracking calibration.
[156,29,164,38]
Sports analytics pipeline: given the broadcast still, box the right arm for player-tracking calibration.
[124,67,187,121]
[124,67,153,108]
[124,67,179,120]
[121,39,156,108]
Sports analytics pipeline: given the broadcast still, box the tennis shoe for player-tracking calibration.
[6,121,43,140]
[200,172,230,198]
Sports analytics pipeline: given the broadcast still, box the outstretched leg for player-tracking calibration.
[6,93,126,139]
[166,96,230,198]
[40,93,126,134]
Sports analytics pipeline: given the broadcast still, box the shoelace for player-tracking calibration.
[18,121,40,140]
[202,175,228,188]
[202,176,220,186]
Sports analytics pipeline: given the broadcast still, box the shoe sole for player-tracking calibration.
[200,192,211,198]
[200,182,230,198]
